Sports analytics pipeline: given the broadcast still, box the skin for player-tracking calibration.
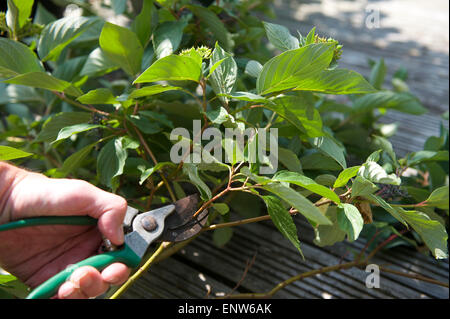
[0,162,130,299]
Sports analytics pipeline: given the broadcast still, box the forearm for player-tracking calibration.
[0,162,28,223]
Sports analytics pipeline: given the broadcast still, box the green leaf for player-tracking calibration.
[333,166,361,188]
[425,186,449,210]
[209,43,237,105]
[278,147,302,173]
[153,20,186,59]
[111,0,127,15]
[212,203,229,215]
[311,135,347,169]
[300,152,342,171]
[273,170,340,204]
[0,38,44,79]
[366,193,406,225]
[217,92,268,104]
[35,112,91,142]
[3,72,82,97]
[99,22,144,76]
[80,47,118,77]
[97,138,128,187]
[352,91,427,115]
[128,115,161,134]
[213,227,233,247]
[256,43,335,95]
[337,203,364,241]
[183,163,212,200]
[6,0,34,32]
[188,5,233,51]
[129,85,184,99]
[358,161,401,185]
[313,206,346,247]
[369,58,386,90]
[245,60,263,78]
[134,54,202,83]
[53,123,103,143]
[406,150,449,166]
[77,88,118,105]
[262,21,299,51]
[138,161,176,185]
[293,69,376,94]
[351,176,379,198]
[58,142,98,177]
[38,16,101,61]
[262,195,303,257]
[269,95,323,137]
[0,146,32,161]
[396,209,448,259]
[262,182,332,226]
[131,0,155,47]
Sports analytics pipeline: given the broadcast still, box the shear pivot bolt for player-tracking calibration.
[141,216,157,232]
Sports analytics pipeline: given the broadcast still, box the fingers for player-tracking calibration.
[58,264,129,299]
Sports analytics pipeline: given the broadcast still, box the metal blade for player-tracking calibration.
[159,194,209,242]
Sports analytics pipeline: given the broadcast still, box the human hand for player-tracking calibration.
[0,164,130,298]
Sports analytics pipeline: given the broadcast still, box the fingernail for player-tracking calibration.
[71,269,91,289]
[61,284,75,298]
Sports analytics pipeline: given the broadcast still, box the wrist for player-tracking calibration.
[0,162,28,223]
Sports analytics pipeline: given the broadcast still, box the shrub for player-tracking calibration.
[0,0,448,298]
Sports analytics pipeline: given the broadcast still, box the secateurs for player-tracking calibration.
[0,194,208,299]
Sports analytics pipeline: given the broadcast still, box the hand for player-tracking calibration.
[0,164,130,298]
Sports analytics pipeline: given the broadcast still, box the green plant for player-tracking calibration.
[0,0,448,298]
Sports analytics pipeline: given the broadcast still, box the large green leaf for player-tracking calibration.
[262,21,299,52]
[131,0,155,47]
[262,195,303,257]
[273,170,340,204]
[256,43,334,95]
[129,85,184,99]
[38,16,101,61]
[3,72,82,97]
[35,112,92,142]
[58,142,99,177]
[313,205,346,247]
[99,22,144,76]
[183,163,212,200]
[0,38,43,79]
[209,43,237,105]
[352,91,427,115]
[134,54,202,83]
[153,20,186,59]
[79,47,118,77]
[310,135,347,169]
[77,88,118,105]
[424,186,449,210]
[97,138,128,187]
[0,146,32,161]
[351,176,379,198]
[262,182,332,226]
[53,123,103,143]
[337,203,364,241]
[269,95,323,137]
[293,69,376,94]
[333,166,361,188]
[396,208,448,259]
[278,147,302,173]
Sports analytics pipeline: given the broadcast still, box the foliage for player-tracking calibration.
[0,0,448,298]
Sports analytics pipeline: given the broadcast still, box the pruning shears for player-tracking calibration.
[0,194,208,299]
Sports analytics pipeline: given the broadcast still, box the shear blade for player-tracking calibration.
[159,194,208,242]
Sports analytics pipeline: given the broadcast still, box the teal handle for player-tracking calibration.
[0,216,97,232]
[26,244,141,299]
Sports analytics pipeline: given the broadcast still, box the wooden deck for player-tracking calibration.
[122,0,449,299]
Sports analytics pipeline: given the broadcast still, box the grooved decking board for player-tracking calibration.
[123,0,449,299]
